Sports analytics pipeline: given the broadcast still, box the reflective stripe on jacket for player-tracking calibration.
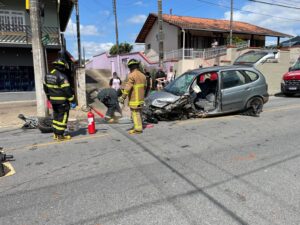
[44,69,75,105]
[122,69,146,109]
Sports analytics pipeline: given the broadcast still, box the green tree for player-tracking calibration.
[109,42,133,55]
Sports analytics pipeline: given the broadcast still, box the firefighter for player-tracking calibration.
[119,59,146,134]
[44,58,76,141]
[97,87,122,122]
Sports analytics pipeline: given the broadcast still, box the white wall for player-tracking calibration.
[145,21,178,58]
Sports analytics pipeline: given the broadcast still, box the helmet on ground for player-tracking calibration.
[127,59,140,69]
[52,58,69,71]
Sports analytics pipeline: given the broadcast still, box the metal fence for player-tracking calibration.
[147,41,249,62]
[0,24,60,46]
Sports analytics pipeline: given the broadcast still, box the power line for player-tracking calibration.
[196,0,300,22]
[249,0,300,10]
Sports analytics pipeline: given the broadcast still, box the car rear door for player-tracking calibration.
[220,69,252,112]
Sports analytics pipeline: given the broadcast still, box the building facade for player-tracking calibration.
[136,14,292,59]
[0,0,73,92]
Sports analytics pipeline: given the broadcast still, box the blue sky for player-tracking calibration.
[64,0,300,59]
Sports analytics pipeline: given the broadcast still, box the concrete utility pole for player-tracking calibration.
[158,0,164,67]
[229,0,233,46]
[30,0,47,117]
[113,0,119,54]
[74,0,82,67]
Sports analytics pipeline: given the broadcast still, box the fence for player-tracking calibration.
[147,41,249,62]
[0,24,60,46]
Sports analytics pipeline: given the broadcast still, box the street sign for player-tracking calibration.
[42,34,50,45]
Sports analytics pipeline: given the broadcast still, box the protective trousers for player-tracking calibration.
[52,104,69,135]
[131,108,143,132]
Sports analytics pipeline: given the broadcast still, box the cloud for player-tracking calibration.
[223,2,300,36]
[127,14,147,24]
[100,10,111,17]
[81,42,114,59]
[134,1,144,6]
[64,20,101,36]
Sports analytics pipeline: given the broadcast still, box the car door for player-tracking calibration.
[220,70,252,112]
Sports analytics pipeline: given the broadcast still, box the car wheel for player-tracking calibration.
[242,97,263,117]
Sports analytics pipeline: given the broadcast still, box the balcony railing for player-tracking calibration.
[0,24,60,46]
[147,41,250,62]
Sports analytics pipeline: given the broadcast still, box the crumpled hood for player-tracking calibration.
[145,91,180,108]
[283,70,300,80]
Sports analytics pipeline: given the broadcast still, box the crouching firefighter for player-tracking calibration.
[97,88,122,123]
[44,58,77,141]
[119,59,146,134]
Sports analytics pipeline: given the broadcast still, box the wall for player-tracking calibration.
[0,47,33,66]
[256,50,290,95]
[1,0,59,28]
[145,21,178,58]
[85,51,177,80]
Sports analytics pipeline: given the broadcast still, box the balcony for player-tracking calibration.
[0,24,60,47]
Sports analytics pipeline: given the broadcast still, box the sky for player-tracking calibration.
[64,0,300,59]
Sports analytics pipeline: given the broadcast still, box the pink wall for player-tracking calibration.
[86,52,177,80]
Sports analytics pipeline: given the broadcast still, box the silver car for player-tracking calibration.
[144,66,269,121]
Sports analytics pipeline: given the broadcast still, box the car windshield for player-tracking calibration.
[164,73,196,96]
[290,59,300,71]
[234,51,269,65]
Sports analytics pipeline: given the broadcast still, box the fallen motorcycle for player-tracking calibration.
[18,114,53,133]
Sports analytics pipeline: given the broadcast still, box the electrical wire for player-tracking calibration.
[196,0,300,22]
[249,0,300,10]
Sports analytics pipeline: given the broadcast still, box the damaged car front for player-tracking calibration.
[144,72,197,120]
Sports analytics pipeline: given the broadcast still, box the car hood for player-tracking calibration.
[145,91,181,108]
[283,70,300,80]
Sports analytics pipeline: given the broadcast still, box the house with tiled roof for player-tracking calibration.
[136,13,292,59]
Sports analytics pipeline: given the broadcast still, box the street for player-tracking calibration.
[0,95,300,225]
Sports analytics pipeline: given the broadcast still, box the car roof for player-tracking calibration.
[189,65,256,74]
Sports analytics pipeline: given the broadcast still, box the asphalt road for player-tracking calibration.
[0,96,300,225]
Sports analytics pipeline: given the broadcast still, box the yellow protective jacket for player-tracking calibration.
[122,69,146,109]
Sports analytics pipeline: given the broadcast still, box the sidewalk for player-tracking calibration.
[0,99,131,129]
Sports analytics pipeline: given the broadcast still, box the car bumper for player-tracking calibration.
[262,93,269,104]
[281,83,300,93]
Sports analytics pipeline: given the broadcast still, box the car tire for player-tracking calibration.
[37,117,53,133]
[242,97,264,117]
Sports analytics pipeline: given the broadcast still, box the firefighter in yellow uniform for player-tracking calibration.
[119,59,146,134]
[44,58,76,141]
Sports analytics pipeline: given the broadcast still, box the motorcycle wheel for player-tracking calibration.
[37,117,53,133]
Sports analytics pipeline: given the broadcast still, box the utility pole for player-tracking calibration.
[30,0,47,117]
[229,0,233,46]
[158,0,164,67]
[74,0,82,67]
[113,0,119,54]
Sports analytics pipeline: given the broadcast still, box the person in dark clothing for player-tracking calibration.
[44,58,76,141]
[97,88,122,122]
[144,71,152,97]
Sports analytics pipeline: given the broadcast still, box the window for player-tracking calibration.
[221,70,248,89]
[243,70,259,82]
